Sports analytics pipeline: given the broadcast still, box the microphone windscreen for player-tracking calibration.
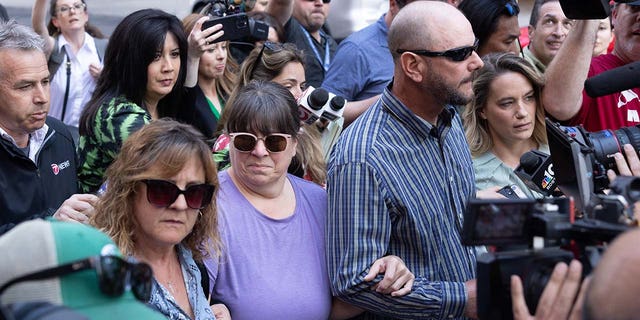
[519,152,541,173]
[585,61,640,98]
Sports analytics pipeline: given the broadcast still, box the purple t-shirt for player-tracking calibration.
[204,171,331,320]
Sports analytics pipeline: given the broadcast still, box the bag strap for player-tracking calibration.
[61,47,71,122]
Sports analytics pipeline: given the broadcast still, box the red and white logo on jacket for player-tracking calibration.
[51,160,70,176]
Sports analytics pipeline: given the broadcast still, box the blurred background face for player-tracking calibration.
[132,157,204,248]
[51,0,89,32]
[271,61,306,100]
[481,71,537,145]
[199,41,228,80]
[479,15,521,57]
[528,1,573,65]
[612,4,640,61]
[593,18,613,57]
[145,32,181,104]
[293,0,326,32]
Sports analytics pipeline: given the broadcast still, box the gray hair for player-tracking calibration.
[0,20,45,52]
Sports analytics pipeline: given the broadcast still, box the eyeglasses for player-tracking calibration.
[396,39,479,62]
[142,179,215,210]
[56,2,86,15]
[228,132,292,153]
[322,0,331,3]
[0,254,152,302]
[251,41,286,76]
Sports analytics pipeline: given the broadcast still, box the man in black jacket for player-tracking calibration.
[0,20,97,235]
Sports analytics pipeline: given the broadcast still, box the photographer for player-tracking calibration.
[510,143,640,319]
[543,2,640,132]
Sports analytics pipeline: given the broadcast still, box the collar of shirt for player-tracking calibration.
[58,32,99,60]
[380,83,456,140]
[0,123,49,162]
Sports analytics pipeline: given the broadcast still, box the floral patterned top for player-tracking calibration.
[147,245,215,320]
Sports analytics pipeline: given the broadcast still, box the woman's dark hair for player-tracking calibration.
[47,0,105,39]
[223,80,300,137]
[459,0,519,53]
[79,9,188,135]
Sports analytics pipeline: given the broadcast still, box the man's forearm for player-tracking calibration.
[543,20,599,121]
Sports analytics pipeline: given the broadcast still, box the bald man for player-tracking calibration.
[326,2,484,319]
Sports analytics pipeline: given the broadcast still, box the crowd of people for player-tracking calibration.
[0,0,638,319]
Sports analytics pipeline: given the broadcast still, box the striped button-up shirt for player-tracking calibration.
[327,87,477,319]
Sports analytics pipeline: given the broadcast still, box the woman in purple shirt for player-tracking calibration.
[204,81,414,319]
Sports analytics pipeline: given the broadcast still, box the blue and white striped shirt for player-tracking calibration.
[327,87,477,319]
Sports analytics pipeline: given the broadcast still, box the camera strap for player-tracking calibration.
[299,25,330,72]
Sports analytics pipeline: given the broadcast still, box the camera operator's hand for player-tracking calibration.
[185,16,224,87]
[511,260,589,320]
[608,144,640,180]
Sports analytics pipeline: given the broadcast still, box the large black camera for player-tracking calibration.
[199,0,269,43]
[546,119,640,215]
[463,198,630,320]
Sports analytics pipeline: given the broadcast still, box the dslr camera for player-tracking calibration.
[200,0,268,43]
[298,86,347,124]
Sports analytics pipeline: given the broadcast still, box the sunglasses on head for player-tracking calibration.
[142,179,215,210]
[228,132,292,153]
[396,38,479,62]
[504,2,520,16]
[0,254,152,302]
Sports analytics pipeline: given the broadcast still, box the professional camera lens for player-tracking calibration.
[589,125,640,170]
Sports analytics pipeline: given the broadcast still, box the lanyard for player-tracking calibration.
[300,25,330,72]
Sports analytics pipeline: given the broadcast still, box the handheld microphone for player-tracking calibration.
[584,61,640,98]
[514,150,558,197]
[298,86,329,124]
[297,86,347,124]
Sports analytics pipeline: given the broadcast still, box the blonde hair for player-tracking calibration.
[90,119,222,261]
[463,53,547,157]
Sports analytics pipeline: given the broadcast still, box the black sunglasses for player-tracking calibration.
[251,41,286,76]
[0,254,152,302]
[396,39,479,62]
[228,132,292,153]
[142,179,215,210]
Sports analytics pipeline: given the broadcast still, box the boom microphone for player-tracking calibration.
[514,150,558,197]
[584,61,640,98]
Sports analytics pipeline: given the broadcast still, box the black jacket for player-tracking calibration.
[0,117,78,235]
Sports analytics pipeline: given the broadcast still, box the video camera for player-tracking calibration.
[546,118,640,218]
[200,0,269,44]
[463,197,631,320]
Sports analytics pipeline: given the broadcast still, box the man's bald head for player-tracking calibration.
[388,1,472,61]
[584,229,640,319]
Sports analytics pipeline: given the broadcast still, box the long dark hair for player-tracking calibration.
[79,9,188,135]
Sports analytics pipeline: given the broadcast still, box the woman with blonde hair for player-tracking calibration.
[178,13,238,139]
[463,52,547,198]
[91,119,229,319]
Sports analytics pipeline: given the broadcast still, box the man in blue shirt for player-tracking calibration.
[326,2,484,318]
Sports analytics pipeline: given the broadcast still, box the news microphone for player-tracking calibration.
[559,0,610,19]
[514,150,558,197]
[584,61,640,98]
[298,86,329,124]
